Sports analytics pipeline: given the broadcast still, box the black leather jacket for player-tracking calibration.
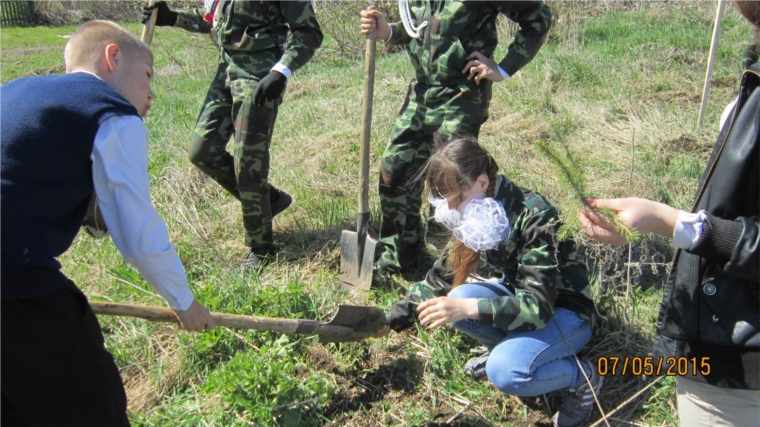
[653,63,760,389]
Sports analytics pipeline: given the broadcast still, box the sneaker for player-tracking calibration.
[243,246,279,269]
[270,188,292,219]
[463,349,490,381]
[552,360,604,427]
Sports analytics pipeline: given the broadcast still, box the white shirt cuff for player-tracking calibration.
[672,210,708,249]
[498,65,510,81]
[385,26,393,43]
[271,63,291,80]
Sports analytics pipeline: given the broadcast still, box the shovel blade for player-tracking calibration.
[339,230,378,302]
[320,304,387,343]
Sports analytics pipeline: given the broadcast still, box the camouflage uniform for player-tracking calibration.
[174,1,322,251]
[388,175,596,335]
[379,0,552,270]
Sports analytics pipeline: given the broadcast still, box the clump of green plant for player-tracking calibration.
[534,140,640,243]
[204,335,335,427]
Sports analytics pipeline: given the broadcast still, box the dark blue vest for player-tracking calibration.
[1,73,139,299]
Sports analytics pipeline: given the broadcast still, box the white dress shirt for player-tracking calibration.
[90,116,194,311]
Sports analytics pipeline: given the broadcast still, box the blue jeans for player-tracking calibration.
[449,282,592,397]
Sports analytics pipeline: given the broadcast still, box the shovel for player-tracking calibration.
[339,13,379,302]
[141,0,159,45]
[90,302,387,343]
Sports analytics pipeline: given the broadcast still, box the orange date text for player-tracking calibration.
[596,356,711,377]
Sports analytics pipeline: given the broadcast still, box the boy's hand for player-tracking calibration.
[142,1,177,27]
[360,9,390,41]
[463,52,504,85]
[174,300,216,332]
[254,71,287,106]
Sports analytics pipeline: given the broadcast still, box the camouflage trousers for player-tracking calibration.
[189,49,283,250]
[379,80,492,270]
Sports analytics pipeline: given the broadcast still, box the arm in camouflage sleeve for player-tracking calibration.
[278,1,324,73]
[477,207,559,333]
[386,22,413,46]
[495,0,552,76]
[387,258,453,332]
[174,8,212,34]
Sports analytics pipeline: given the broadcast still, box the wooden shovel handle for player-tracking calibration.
[359,8,377,215]
[141,0,158,45]
[89,301,352,336]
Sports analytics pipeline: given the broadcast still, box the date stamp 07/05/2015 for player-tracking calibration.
[596,356,711,377]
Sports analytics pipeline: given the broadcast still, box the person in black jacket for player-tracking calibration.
[579,2,759,425]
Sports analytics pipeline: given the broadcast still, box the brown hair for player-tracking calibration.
[733,1,760,46]
[64,20,152,73]
[418,135,500,288]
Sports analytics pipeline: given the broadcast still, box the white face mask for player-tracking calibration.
[429,193,512,251]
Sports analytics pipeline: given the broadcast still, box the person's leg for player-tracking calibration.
[449,281,515,380]
[188,61,237,196]
[422,82,492,256]
[1,282,130,427]
[228,51,282,255]
[438,81,491,137]
[677,377,760,427]
[378,81,431,272]
[484,308,592,397]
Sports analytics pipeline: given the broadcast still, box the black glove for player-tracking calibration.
[141,1,177,27]
[253,71,287,106]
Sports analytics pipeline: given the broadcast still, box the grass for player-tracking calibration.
[1,2,753,426]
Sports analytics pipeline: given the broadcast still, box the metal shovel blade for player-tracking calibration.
[317,304,387,343]
[339,230,378,302]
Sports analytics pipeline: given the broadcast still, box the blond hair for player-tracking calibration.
[64,20,152,72]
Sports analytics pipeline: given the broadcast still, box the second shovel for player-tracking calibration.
[339,25,378,302]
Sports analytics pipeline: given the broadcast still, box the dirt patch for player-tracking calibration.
[158,62,184,77]
[122,331,181,413]
[664,134,711,154]
[306,345,342,373]
[642,90,700,105]
[285,78,342,102]
[712,75,738,88]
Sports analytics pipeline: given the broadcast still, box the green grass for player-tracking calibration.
[1,2,753,426]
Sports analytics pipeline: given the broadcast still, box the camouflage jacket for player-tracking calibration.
[386,0,552,86]
[388,174,596,335]
[174,1,323,72]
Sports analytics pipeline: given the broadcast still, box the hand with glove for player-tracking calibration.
[141,1,177,27]
[253,71,287,106]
